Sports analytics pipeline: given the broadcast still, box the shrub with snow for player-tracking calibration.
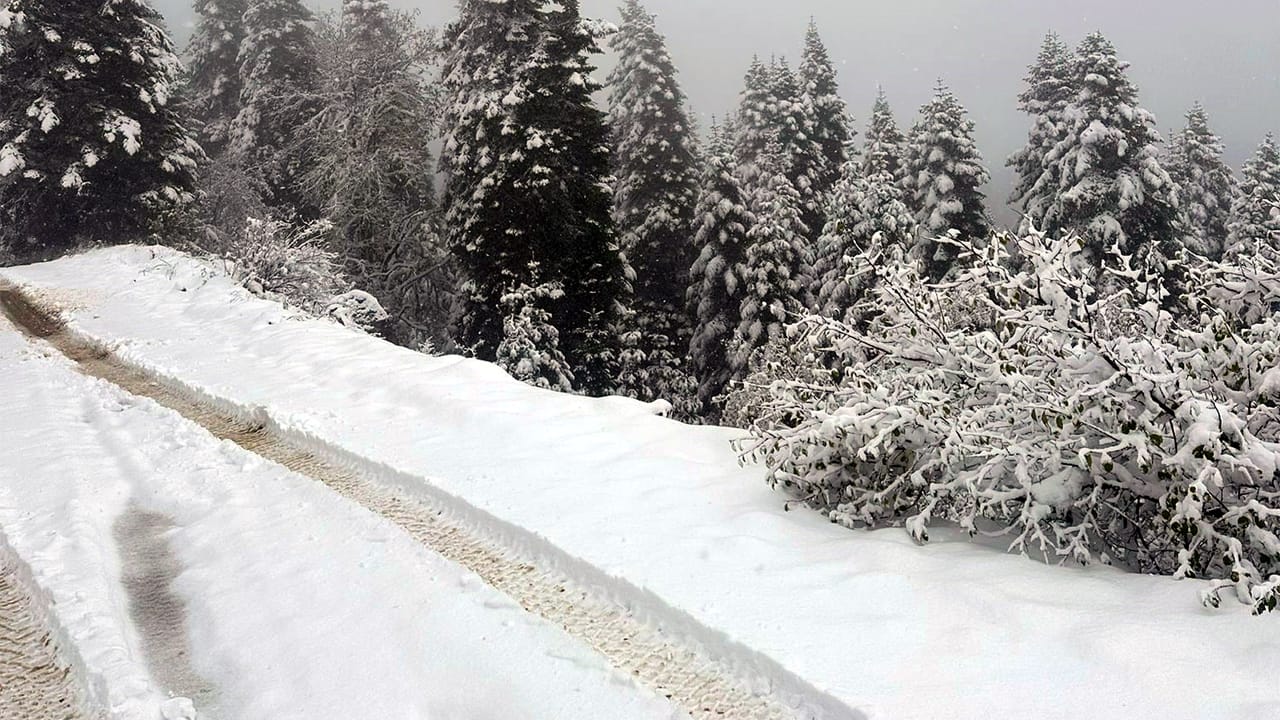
[740,228,1280,613]
[225,217,347,316]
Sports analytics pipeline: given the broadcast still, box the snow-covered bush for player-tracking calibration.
[325,290,389,333]
[740,228,1280,613]
[496,282,576,393]
[225,217,346,315]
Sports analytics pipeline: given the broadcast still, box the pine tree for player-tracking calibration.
[440,0,627,396]
[607,0,699,403]
[812,167,916,322]
[767,58,825,246]
[902,81,990,280]
[687,121,753,418]
[1008,32,1074,229]
[1165,103,1239,260]
[1041,33,1186,291]
[798,19,852,193]
[733,56,775,188]
[1226,134,1280,259]
[496,279,576,393]
[0,0,200,260]
[233,0,320,216]
[298,4,443,347]
[733,140,809,371]
[187,0,247,157]
[861,88,906,181]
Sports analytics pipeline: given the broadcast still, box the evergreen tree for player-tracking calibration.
[733,140,809,371]
[1226,134,1280,259]
[440,0,627,396]
[187,0,247,157]
[687,121,753,419]
[812,167,916,322]
[901,81,990,280]
[798,19,852,193]
[607,0,699,403]
[298,4,444,348]
[233,0,320,216]
[733,56,775,188]
[496,279,576,393]
[860,88,906,181]
[1008,32,1074,229]
[0,0,200,260]
[1041,33,1186,292]
[767,57,825,245]
[1165,103,1239,260]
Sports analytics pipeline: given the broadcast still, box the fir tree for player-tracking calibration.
[496,279,576,393]
[687,121,753,419]
[187,0,247,157]
[1041,33,1186,293]
[734,55,775,188]
[1008,32,1074,229]
[233,0,320,216]
[767,57,825,246]
[798,19,852,193]
[812,167,916,323]
[860,88,906,181]
[0,0,200,260]
[440,0,627,396]
[1166,103,1239,260]
[733,140,809,371]
[607,0,699,403]
[902,81,990,280]
[298,5,444,347]
[1226,134,1280,259]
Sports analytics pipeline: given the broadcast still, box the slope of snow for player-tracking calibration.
[6,245,1280,720]
[0,312,682,720]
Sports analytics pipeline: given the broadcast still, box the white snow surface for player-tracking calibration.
[6,246,1280,720]
[0,308,681,720]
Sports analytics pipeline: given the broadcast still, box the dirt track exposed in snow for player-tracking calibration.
[0,555,96,720]
[0,284,797,720]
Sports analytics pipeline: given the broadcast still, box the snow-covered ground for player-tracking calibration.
[4,245,1280,720]
[0,308,682,720]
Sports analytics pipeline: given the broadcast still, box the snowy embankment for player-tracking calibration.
[5,246,1280,720]
[0,309,682,719]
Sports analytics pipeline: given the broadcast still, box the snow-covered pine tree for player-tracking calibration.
[732,139,810,371]
[901,81,990,280]
[860,88,905,182]
[187,0,247,157]
[233,0,320,217]
[440,0,627,396]
[812,167,916,323]
[496,279,576,393]
[798,19,852,194]
[1226,134,1280,260]
[1008,32,1074,229]
[687,120,753,419]
[733,55,776,189]
[607,0,699,404]
[1166,103,1239,260]
[297,4,445,348]
[1040,33,1187,299]
[767,57,825,247]
[0,0,200,260]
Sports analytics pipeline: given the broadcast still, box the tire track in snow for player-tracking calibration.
[0,284,801,720]
[0,555,97,720]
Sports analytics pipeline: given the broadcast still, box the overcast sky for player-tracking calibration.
[154,0,1280,223]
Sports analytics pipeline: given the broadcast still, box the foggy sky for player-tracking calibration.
[154,0,1280,224]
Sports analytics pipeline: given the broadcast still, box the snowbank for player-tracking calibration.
[5,245,1279,720]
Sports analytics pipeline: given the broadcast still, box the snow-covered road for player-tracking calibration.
[3,246,1279,720]
[0,306,688,720]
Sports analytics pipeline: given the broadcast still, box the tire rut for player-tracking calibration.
[0,283,802,720]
